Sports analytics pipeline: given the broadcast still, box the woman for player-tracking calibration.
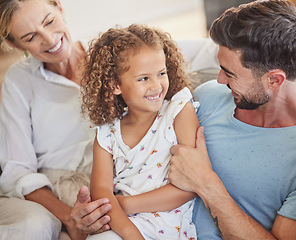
[0,0,110,239]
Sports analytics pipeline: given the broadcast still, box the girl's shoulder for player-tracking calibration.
[163,87,199,115]
[160,87,199,125]
[171,87,192,101]
[95,120,119,154]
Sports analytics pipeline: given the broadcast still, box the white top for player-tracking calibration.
[97,87,199,196]
[0,56,94,198]
[96,87,199,239]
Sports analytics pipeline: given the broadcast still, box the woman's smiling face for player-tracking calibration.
[9,0,73,64]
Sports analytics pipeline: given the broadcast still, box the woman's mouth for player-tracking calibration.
[47,38,63,53]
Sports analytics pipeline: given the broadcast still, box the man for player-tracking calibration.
[169,0,296,239]
[71,0,296,239]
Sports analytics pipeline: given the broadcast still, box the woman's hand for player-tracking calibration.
[64,218,88,240]
[71,186,112,235]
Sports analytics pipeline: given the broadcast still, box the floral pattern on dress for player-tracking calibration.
[95,87,199,239]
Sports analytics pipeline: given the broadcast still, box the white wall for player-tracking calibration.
[60,0,206,41]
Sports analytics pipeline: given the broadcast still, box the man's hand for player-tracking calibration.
[71,186,112,235]
[169,126,213,195]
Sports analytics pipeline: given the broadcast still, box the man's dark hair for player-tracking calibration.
[210,0,296,80]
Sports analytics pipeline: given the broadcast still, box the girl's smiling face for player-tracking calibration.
[9,0,72,64]
[114,45,169,116]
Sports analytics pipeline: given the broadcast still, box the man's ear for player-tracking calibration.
[267,69,286,89]
[113,84,122,95]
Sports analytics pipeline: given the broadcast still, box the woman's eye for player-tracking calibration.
[27,35,35,42]
[46,18,54,26]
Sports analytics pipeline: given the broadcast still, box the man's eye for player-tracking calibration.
[223,71,232,78]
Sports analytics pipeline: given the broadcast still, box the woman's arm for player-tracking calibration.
[117,102,199,215]
[91,139,144,240]
[25,187,86,240]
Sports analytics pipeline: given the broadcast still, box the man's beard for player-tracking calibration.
[234,95,269,110]
[227,84,270,110]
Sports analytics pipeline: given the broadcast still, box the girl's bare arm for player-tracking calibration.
[91,139,144,239]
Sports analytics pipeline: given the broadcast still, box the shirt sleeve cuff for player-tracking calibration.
[277,190,296,220]
[6,173,54,199]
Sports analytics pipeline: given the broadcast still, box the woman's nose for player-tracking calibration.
[41,30,55,45]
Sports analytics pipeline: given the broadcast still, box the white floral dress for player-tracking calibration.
[96,87,199,240]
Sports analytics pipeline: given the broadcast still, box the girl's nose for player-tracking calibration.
[150,78,161,90]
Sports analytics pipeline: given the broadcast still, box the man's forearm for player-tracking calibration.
[197,173,276,240]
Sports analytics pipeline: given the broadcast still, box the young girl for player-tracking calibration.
[81,24,199,240]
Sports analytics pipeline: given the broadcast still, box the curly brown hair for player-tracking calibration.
[81,24,190,126]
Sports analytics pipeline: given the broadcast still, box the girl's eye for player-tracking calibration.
[139,77,148,81]
[159,71,167,76]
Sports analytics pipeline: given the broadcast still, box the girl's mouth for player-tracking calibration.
[145,92,162,101]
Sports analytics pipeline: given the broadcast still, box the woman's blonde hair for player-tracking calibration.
[0,0,57,43]
[81,24,190,126]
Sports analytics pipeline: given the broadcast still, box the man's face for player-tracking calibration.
[217,46,269,110]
